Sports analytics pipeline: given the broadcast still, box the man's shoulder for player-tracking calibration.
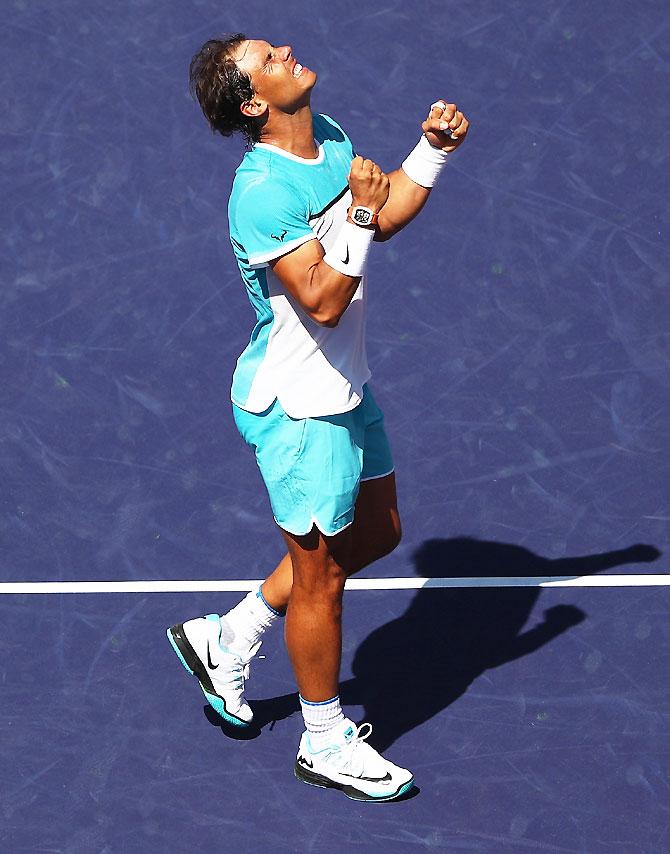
[229,155,294,211]
[231,148,271,187]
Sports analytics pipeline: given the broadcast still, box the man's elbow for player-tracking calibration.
[373,227,394,242]
[309,297,342,326]
[374,220,399,242]
[311,308,341,328]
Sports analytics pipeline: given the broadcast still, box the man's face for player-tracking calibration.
[233,39,317,114]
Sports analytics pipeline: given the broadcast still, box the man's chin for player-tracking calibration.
[297,75,317,106]
[301,69,317,92]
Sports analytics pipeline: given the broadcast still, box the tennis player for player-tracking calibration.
[168,35,469,802]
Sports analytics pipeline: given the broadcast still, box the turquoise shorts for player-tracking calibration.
[232,385,394,537]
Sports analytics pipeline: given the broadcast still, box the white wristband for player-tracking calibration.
[401,135,449,188]
[323,219,375,278]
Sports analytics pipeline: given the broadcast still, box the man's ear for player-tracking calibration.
[240,99,267,118]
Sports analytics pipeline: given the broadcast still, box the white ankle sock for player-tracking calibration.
[220,588,281,655]
[300,695,345,749]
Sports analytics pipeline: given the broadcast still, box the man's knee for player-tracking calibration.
[290,561,346,622]
[365,516,402,566]
[293,558,347,595]
[287,525,351,599]
[381,517,402,559]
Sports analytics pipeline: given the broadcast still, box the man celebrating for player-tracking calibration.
[168,34,469,802]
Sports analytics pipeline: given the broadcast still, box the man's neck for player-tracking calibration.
[258,105,318,159]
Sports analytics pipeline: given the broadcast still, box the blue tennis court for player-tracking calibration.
[2,1,668,851]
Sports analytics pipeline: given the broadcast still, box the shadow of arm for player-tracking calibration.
[548,544,661,577]
[488,604,586,668]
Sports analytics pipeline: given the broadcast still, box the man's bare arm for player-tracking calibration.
[376,100,470,241]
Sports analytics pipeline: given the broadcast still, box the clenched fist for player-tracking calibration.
[347,156,390,213]
[422,100,469,152]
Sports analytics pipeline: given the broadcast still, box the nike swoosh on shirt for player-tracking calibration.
[206,643,219,670]
[341,244,349,265]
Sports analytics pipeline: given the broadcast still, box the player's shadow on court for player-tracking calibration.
[337,537,660,752]
[205,537,660,747]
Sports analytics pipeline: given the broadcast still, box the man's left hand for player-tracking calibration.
[422,101,469,152]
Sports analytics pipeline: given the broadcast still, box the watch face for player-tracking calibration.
[353,208,373,225]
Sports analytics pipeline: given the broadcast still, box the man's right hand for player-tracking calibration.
[348,156,390,213]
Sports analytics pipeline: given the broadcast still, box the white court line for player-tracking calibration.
[0,575,669,594]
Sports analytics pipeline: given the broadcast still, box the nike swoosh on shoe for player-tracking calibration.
[339,771,392,784]
[206,642,219,670]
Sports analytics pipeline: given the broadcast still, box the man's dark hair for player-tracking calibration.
[189,34,260,146]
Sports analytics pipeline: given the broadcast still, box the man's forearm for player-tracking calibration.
[374,169,431,242]
[374,98,469,241]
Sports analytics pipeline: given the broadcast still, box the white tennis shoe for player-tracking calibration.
[294,718,414,801]
[167,613,259,727]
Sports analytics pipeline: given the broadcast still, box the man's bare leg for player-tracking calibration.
[282,524,353,701]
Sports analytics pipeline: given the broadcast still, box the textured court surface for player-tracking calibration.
[2,1,669,851]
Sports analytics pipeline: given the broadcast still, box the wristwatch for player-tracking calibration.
[348,205,379,227]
